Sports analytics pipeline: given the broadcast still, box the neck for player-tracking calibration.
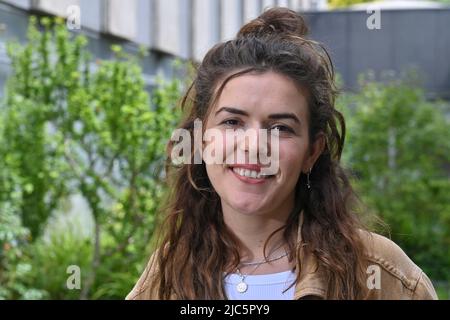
[221,197,294,263]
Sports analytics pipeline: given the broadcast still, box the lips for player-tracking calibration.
[227,164,274,184]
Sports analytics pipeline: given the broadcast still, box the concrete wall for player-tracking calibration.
[105,0,137,40]
[0,0,316,60]
[222,0,243,41]
[1,0,449,99]
[304,9,450,99]
[36,0,79,17]
[0,1,173,98]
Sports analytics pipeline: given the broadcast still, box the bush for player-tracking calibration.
[0,16,183,299]
[0,203,33,299]
[338,75,450,283]
[4,227,92,300]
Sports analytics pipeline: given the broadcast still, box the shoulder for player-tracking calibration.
[358,230,438,300]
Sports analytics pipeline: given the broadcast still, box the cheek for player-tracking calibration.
[205,163,222,191]
[279,140,307,175]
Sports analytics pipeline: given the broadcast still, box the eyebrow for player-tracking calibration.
[215,106,301,124]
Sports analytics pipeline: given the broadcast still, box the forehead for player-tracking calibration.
[214,71,308,116]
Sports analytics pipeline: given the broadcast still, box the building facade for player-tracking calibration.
[1,0,449,99]
[0,0,328,97]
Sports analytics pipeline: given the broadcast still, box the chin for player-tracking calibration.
[227,197,269,216]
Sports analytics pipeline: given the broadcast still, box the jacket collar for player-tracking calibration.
[293,211,327,299]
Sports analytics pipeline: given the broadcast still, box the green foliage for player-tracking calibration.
[329,0,375,9]
[338,75,450,282]
[2,16,84,238]
[0,107,34,299]
[0,203,33,299]
[1,16,183,299]
[2,228,92,300]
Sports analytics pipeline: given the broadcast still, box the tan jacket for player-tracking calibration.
[126,217,438,300]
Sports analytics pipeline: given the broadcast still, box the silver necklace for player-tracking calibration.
[235,249,289,293]
[240,250,290,266]
[235,264,261,293]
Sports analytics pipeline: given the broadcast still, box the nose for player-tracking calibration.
[237,127,259,153]
[236,125,269,165]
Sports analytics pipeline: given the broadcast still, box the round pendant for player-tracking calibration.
[236,281,248,293]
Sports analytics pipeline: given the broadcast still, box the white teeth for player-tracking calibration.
[232,167,268,179]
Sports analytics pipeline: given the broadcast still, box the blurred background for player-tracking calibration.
[0,0,449,299]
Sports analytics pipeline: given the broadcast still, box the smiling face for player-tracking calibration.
[204,71,324,220]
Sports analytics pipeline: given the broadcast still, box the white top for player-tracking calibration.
[224,270,297,300]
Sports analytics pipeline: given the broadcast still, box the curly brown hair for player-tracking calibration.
[151,7,369,299]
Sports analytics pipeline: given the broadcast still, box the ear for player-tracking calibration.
[302,132,325,173]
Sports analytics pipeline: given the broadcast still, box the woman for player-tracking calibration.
[126,8,437,300]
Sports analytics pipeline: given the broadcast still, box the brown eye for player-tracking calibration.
[271,124,293,133]
[221,119,240,126]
